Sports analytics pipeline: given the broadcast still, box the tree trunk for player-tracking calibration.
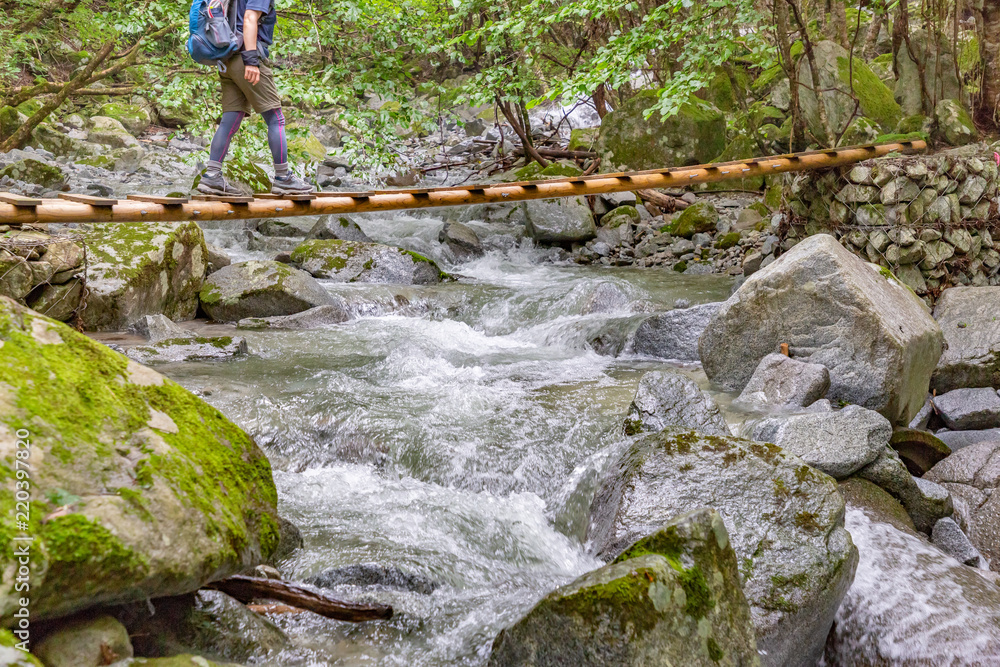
[978,0,1000,129]
[788,0,837,145]
[828,0,850,48]
[863,10,885,60]
[497,98,549,167]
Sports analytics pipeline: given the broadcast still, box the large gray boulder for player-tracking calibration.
[933,387,1000,430]
[306,214,373,243]
[857,448,953,532]
[595,90,727,171]
[750,405,891,479]
[128,314,195,343]
[490,508,760,667]
[935,427,1000,451]
[925,440,1000,571]
[735,353,830,409]
[123,336,248,364]
[522,197,596,244]
[826,498,1000,664]
[83,221,208,331]
[289,239,443,285]
[199,260,336,322]
[0,298,279,621]
[237,302,351,330]
[439,222,484,261]
[631,302,722,361]
[895,28,963,117]
[699,234,943,425]
[623,370,729,436]
[587,428,857,667]
[931,286,1000,392]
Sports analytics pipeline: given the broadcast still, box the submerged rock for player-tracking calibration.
[587,428,857,666]
[83,221,208,331]
[579,281,631,315]
[750,405,891,479]
[699,234,943,425]
[439,221,484,261]
[631,302,721,361]
[0,298,279,621]
[623,370,728,436]
[826,505,1000,665]
[933,387,1000,430]
[490,508,760,667]
[522,197,596,244]
[289,239,444,285]
[735,353,830,409]
[200,260,336,322]
[925,440,1000,571]
[931,286,1000,393]
[34,615,133,667]
[124,336,248,364]
[237,302,351,330]
[308,564,438,595]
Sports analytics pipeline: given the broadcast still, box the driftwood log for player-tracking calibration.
[636,189,689,212]
[205,575,393,622]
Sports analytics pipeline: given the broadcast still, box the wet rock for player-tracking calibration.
[206,244,232,274]
[750,405,890,480]
[735,353,830,409]
[522,197,596,244]
[857,448,953,532]
[931,517,983,567]
[889,427,951,475]
[116,590,288,662]
[631,302,721,361]
[128,314,195,342]
[837,477,915,533]
[271,516,304,563]
[237,301,351,330]
[439,221,484,260]
[587,428,857,667]
[199,260,336,322]
[933,387,1000,430]
[825,506,1000,665]
[0,158,66,189]
[925,440,1000,571]
[290,239,444,285]
[623,370,729,436]
[596,90,726,171]
[490,508,760,667]
[308,564,438,595]
[83,221,207,331]
[579,281,630,315]
[935,427,1000,451]
[699,234,943,425]
[34,615,133,667]
[0,298,279,620]
[124,335,248,364]
[257,218,310,237]
[931,286,1000,393]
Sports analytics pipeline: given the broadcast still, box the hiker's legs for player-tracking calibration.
[261,107,287,174]
[206,110,247,175]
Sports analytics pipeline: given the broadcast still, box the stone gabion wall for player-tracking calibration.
[782,143,1000,300]
[0,228,87,322]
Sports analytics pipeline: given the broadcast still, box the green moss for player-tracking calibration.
[40,514,149,586]
[676,565,714,619]
[199,283,222,305]
[622,418,643,437]
[714,232,741,250]
[707,636,724,662]
[673,261,688,272]
[873,131,929,145]
[794,511,822,532]
[836,55,902,130]
[668,202,719,239]
[0,159,65,189]
[615,525,685,563]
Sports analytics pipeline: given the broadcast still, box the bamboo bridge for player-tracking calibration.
[0,140,926,226]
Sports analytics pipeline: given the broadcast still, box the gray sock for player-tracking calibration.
[274,162,289,179]
[206,160,223,177]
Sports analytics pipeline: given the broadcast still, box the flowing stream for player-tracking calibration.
[160,206,733,665]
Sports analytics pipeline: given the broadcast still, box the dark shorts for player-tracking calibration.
[219,54,281,114]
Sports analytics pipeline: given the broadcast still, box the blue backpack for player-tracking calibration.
[187,0,242,71]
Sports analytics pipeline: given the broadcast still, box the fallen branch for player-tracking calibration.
[637,189,689,212]
[205,575,393,622]
[513,146,598,160]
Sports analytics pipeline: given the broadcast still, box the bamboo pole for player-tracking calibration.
[0,141,925,226]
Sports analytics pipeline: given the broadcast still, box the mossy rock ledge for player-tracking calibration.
[489,508,760,667]
[586,428,858,667]
[0,298,280,622]
[83,221,208,331]
[199,260,336,322]
[289,239,445,285]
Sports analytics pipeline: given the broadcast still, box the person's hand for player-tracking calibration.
[244,65,260,85]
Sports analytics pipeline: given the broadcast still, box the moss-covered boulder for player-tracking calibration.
[522,197,596,244]
[587,428,857,667]
[0,298,280,622]
[797,40,901,143]
[933,98,978,146]
[288,129,328,162]
[667,202,719,238]
[87,116,140,148]
[306,215,372,243]
[514,160,583,181]
[567,127,598,152]
[0,159,66,190]
[289,239,444,285]
[83,221,207,331]
[490,508,760,667]
[596,91,727,170]
[97,102,152,136]
[600,205,640,229]
[0,106,26,141]
[0,253,32,301]
[895,28,963,116]
[199,260,336,322]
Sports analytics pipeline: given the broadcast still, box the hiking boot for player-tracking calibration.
[272,173,316,195]
[197,171,243,196]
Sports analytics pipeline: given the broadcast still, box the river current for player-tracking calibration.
[162,206,732,665]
